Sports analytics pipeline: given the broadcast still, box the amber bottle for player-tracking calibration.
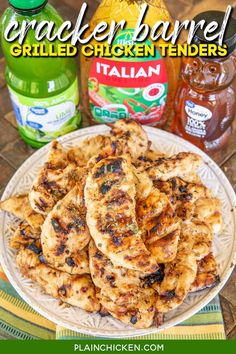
[172,11,236,152]
[80,0,179,127]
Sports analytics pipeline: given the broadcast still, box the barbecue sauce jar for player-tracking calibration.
[172,11,236,153]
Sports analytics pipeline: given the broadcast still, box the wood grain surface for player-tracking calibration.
[0,0,235,339]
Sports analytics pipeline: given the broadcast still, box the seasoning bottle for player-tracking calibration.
[0,0,81,148]
[81,0,180,127]
[172,11,236,152]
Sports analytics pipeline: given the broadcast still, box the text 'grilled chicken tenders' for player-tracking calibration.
[85,156,159,273]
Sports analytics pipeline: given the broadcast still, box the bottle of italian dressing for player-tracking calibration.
[81,0,179,127]
[0,0,81,148]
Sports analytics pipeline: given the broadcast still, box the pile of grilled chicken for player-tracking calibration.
[0,119,222,329]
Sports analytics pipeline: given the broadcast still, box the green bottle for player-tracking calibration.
[0,0,81,148]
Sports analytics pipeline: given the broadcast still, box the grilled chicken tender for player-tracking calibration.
[98,286,159,329]
[10,222,40,249]
[16,246,100,312]
[47,248,90,275]
[0,194,44,232]
[135,150,167,172]
[137,188,181,263]
[182,220,213,261]
[29,141,79,215]
[194,198,222,233]
[41,184,90,274]
[155,177,222,234]
[89,240,161,328]
[86,119,149,168]
[67,135,112,166]
[155,224,198,313]
[190,253,220,292]
[156,216,216,310]
[155,178,209,207]
[85,156,159,273]
[154,177,210,220]
[137,187,169,227]
[89,240,143,290]
[146,207,181,264]
[109,119,149,161]
[148,152,202,182]
[132,168,153,200]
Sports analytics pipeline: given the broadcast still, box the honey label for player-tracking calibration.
[184,100,212,138]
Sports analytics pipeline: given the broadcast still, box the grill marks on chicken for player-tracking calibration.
[16,246,100,312]
[89,240,162,328]
[154,177,222,234]
[29,141,79,215]
[86,119,150,169]
[109,119,149,161]
[190,253,220,292]
[155,224,198,313]
[89,240,142,290]
[85,156,159,273]
[135,150,167,172]
[41,184,90,274]
[89,240,163,328]
[10,222,40,249]
[148,152,202,182]
[137,188,181,263]
[98,286,159,329]
[154,177,209,218]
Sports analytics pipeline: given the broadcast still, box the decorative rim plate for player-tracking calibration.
[0,125,236,338]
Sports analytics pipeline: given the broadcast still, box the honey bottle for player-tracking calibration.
[172,11,236,153]
[81,0,179,127]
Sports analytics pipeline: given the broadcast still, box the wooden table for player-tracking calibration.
[0,0,236,340]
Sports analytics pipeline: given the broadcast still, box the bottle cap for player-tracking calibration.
[193,10,236,55]
[9,0,47,10]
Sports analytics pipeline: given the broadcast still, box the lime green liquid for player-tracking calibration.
[0,4,81,148]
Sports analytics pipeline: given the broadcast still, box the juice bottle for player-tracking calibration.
[172,11,236,153]
[0,0,81,148]
[81,0,179,127]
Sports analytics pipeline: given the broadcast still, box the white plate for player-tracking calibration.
[0,125,236,338]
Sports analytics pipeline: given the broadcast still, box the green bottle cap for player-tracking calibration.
[9,0,47,10]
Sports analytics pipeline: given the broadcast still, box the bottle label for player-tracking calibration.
[88,29,168,125]
[8,79,81,142]
[184,100,212,137]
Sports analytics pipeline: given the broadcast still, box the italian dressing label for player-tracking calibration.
[184,100,212,138]
[88,30,168,124]
[8,79,80,142]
